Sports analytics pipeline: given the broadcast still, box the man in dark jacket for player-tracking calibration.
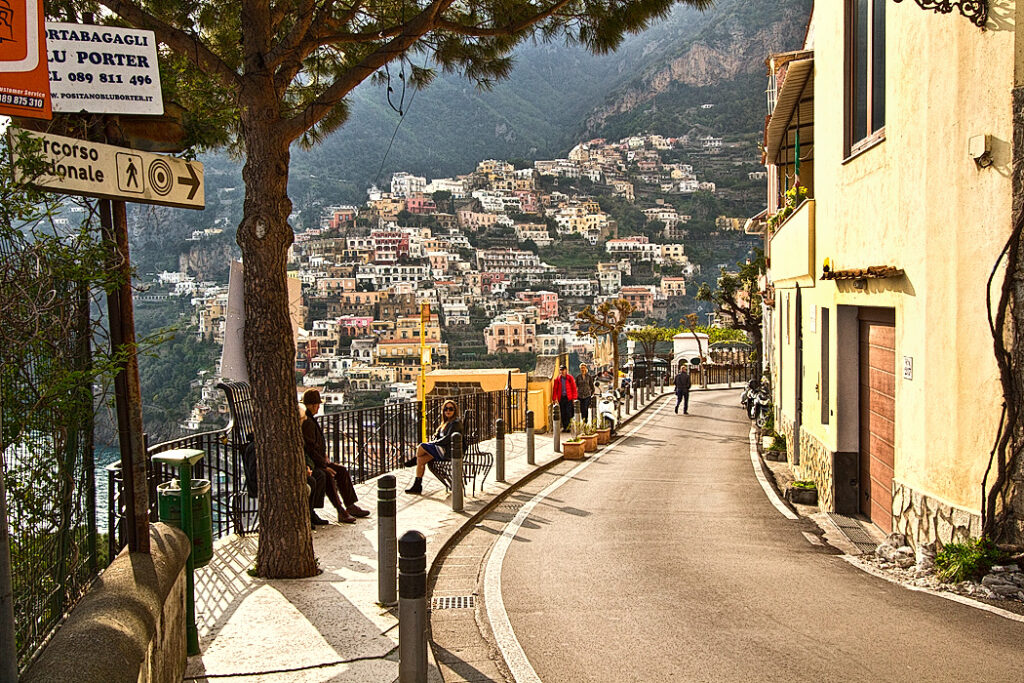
[674,366,692,414]
[301,389,370,524]
[575,363,596,423]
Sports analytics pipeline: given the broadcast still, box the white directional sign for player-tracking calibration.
[10,129,204,209]
[45,22,163,115]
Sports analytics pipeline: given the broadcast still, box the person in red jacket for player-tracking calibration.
[552,365,578,431]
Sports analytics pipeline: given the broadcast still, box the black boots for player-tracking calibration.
[405,477,423,494]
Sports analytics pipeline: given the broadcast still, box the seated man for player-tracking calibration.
[301,389,370,523]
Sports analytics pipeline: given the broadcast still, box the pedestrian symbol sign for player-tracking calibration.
[10,128,204,209]
[116,152,144,193]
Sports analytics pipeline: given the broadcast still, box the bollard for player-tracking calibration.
[633,384,638,412]
[377,475,397,606]
[526,410,535,465]
[551,403,561,453]
[398,530,427,683]
[495,418,506,483]
[572,399,580,428]
[451,432,464,512]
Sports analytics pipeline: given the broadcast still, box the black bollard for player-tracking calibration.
[451,432,463,512]
[526,410,535,465]
[495,419,505,483]
[398,530,427,683]
[377,475,397,605]
[551,403,561,453]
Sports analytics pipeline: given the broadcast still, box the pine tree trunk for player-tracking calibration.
[237,111,317,578]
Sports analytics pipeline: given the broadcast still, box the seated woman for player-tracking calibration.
[403,400,461,494]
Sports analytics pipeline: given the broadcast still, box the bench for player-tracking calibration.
[427,408,493,496]
[217,380,259,535]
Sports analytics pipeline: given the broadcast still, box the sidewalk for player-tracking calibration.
[184,389,668,682]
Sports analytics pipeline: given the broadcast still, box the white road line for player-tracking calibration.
[749,427,798,520]
[841,555,1024,623]
[483,397,672,683]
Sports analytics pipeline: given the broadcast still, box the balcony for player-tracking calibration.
[769,199,815,285]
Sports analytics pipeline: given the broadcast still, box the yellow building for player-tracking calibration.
[761,3,1020,545]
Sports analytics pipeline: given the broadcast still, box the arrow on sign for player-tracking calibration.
[177,164,201,200]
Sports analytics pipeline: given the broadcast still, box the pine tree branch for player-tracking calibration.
[279,0,455,142]
[435,0,576,37]
[104,0,242,89]
[267,0,321,73]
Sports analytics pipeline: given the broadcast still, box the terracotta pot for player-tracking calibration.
[596,428,612,444]
[583,433,598,452]
[563,440,587,460]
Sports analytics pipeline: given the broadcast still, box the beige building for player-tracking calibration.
[483,314,537,354]
[760,3,1021,545]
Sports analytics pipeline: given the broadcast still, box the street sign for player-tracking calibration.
[0,0,52,119]
[10,129,205,209]
[45,22,162,115]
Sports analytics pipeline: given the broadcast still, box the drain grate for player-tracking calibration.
[431,595,476,610]
[827,513,881,554]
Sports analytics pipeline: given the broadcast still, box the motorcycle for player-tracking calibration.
[740,379,759,420]
[751,381,772,428]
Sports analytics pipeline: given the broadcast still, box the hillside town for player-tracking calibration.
[158,134,754,429]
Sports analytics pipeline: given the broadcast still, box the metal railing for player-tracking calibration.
[689,362,761,387]
[105,387,527,559]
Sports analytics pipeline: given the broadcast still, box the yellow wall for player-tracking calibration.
[771,3,1019,512]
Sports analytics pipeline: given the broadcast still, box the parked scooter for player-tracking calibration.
[751,381,772,428]
[595,383,622,434]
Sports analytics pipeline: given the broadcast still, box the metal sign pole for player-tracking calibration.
[0,458,18,682]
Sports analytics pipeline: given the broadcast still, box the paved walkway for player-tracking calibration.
[184,387,669,682]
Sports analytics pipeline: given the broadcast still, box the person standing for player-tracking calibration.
[552,365,577,431]
[301,389,371,523]
[674,365,692,414]
[575,363,596,423]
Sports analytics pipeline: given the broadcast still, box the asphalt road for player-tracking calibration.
[497,391,1024,682]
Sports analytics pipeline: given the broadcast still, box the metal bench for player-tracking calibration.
[427,408,493,496]
[217,380,259,535]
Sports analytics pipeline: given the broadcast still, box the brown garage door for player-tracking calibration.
[858,308,895,533]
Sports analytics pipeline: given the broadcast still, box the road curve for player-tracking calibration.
[494,390,1024,682]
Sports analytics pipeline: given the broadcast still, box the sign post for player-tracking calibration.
[9,129,204,208]
[420,302,430,443]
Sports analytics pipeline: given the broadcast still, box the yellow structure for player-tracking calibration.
[422,368,552,432]
[760,3,1021,545]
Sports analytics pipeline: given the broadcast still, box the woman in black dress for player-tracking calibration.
[404,399,461,494]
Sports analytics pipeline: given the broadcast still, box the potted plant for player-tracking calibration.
[787,480,818,505]
[563,436,587,460]
[582,420,599,452]
[596,415,612,444]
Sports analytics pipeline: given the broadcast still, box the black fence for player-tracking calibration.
[105,387,527,559]
[688,362,761,387]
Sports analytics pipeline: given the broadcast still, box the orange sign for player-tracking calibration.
[0,0,51,118]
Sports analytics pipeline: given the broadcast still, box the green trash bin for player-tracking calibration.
[157,479,213,568]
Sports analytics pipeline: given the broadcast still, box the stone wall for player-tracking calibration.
[23,523,190,683]
[892,480,982,549]
[775,417,835,511]
[793,427,834,511]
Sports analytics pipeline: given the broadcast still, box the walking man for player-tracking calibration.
[576,363,596,423]
[552,365,577,431]
[674,365,692,414]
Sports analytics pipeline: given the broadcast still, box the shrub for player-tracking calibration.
[934,537,1008,583]
[767,436,786,452]
[791,480,817,490]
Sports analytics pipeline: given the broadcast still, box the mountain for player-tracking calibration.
[284,0,810,207]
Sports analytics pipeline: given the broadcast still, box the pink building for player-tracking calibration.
[620,285,655,316]
[337,316,374,338]
[517,290,559,320]
[484,317,537,354]
[405,196,437,215]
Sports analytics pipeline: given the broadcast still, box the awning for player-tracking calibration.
[744,208,768,236]
[765,58,814,166]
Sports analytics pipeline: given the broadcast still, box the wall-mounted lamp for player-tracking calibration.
[969,134,993,168]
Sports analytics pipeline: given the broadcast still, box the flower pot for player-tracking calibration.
[786,486,818,506]
[563,440,587,460]
[596,428,612,444]
[583,433,598,452]
[762,436,774,451]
